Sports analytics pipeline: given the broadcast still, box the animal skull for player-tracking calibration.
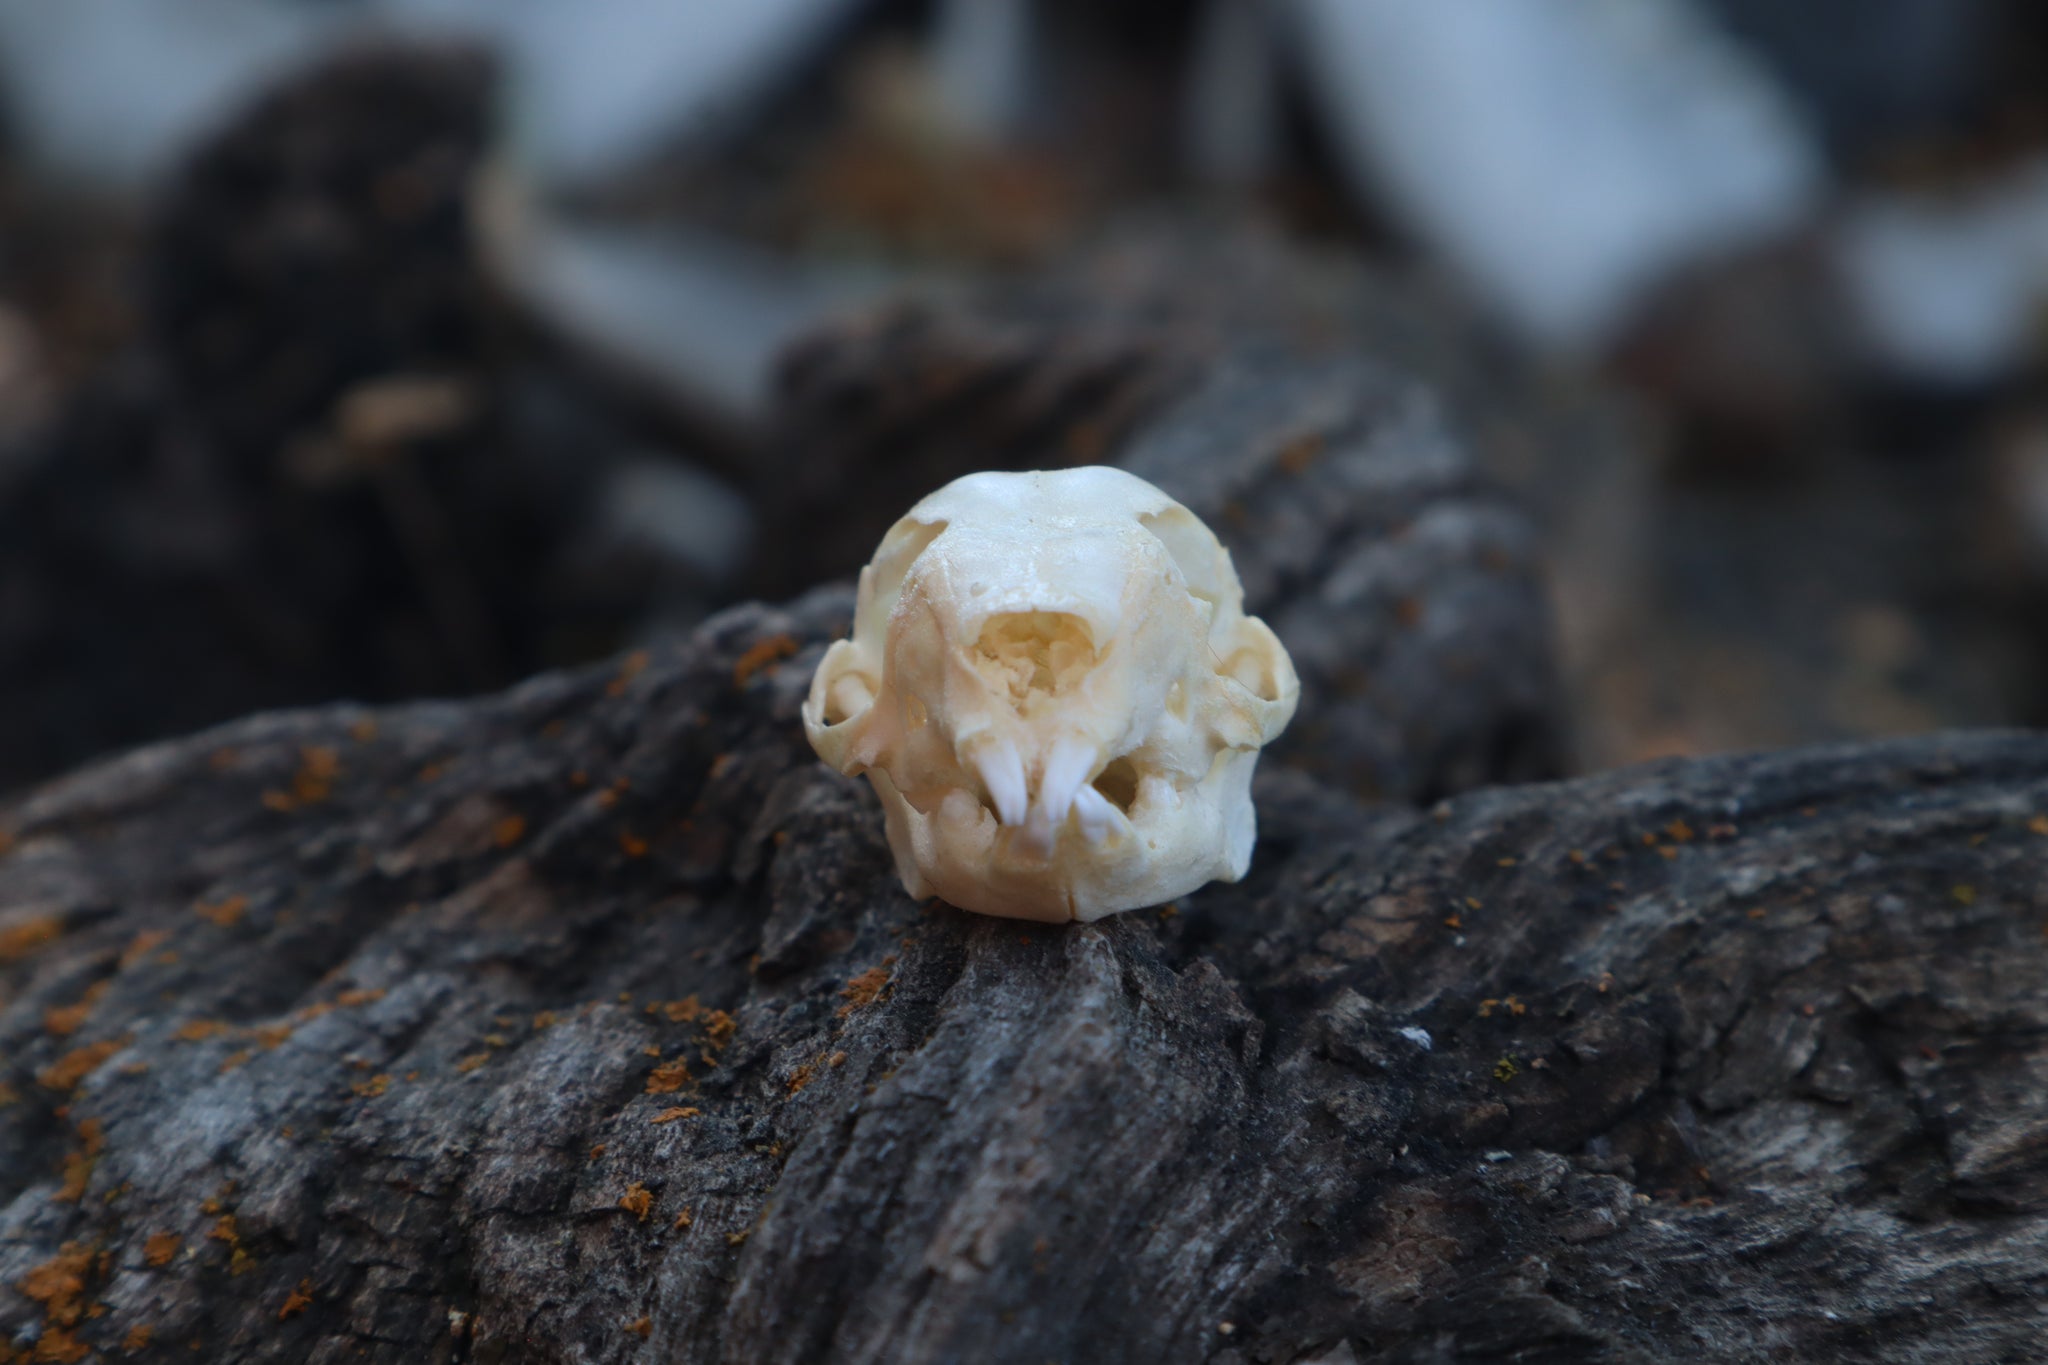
[802,466,1298,922]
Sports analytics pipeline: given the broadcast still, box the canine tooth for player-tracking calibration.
[1036,736,1096,828]
[971,738,1029,825]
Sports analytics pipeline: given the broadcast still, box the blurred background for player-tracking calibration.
[3,0,2047,795]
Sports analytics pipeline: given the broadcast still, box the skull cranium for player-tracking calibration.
[803,467,1298,922]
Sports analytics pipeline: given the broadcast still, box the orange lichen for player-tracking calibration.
[606,650,650,697]
[253,1024,293,1051]
[173,1019,227,1043]
[351,1074,391,1099]
[618,832,649,859]
[349,717,379,744]
[218,1049,255,1074]
[650,1107,700,1124]
[21,1243,94,1334]
[1951,884,1977,906]
[454,1053,491,1074]
[31,1328,91,1363]
[0,827,13,857]
[292,746,340,804]
[54,1118,104,1203]
[1276,432,1324,474]
[620,1183,654,1222]
[1664,819,1695,843]
[626,1315,653,1338]
[645,1060,693,1095]
[335,988,385,1009]
[673,1208,694,1230]
[786,1063,817,1095]
[836,967,891,1018]
[144,1233,181,1267]
[39,1038,127,1092]
[0,915,62,964]
[732,634,798,688]
[123,1324,152,1351]
[193,895,248,929]
[703,1011,737,1049]
[493,815,527,849]
[828,1051,848,1068]
[44,983,110,1038]
[278,1278,314,1321]
[117,930,169,970]
[657,997,703,1024]
[2031,814,2048,836]
[532,1010,558,1030]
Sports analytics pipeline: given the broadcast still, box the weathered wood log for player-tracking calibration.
[3,571,2046,1362]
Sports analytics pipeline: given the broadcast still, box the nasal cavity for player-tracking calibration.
[973,612,1097,711]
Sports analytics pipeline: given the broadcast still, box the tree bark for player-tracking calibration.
[4,570,2046,1362]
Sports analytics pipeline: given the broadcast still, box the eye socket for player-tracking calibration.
[1139,507,1230,609]
[855,515,948,643]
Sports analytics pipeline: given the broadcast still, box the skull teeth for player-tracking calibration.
[1070,783,1120,845]
[1035,736,1096,830]
[976,734,1120,850]
[970,738,1029,827]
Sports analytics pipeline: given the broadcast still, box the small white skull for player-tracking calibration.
[802,466,1298,922]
